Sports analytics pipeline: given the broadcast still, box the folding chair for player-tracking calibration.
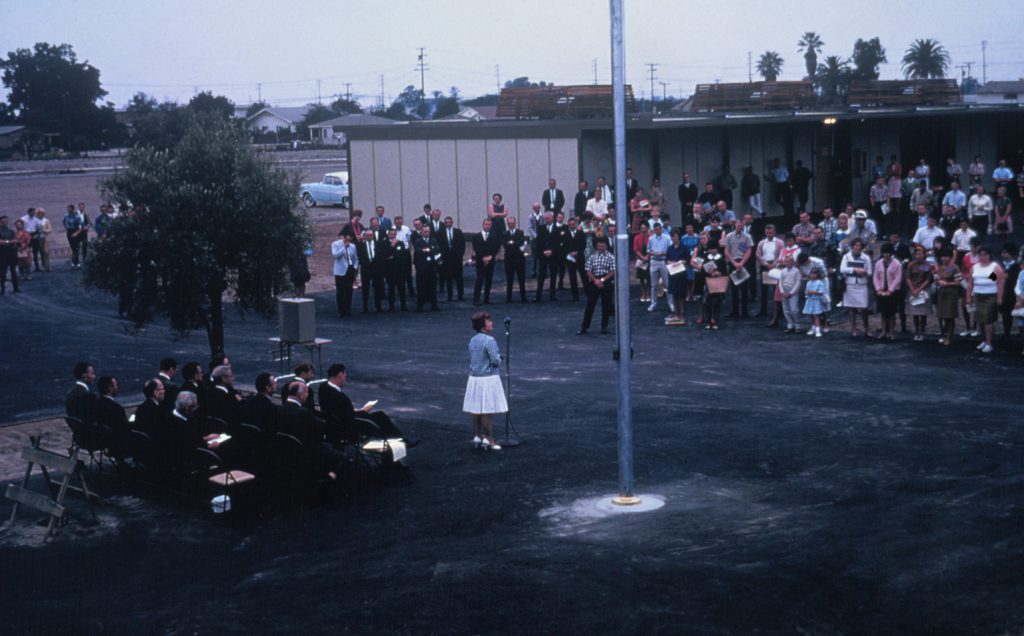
[65,416,105,470]
[195,447,256,521]
[232,423,264,473]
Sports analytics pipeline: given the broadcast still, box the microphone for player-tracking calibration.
[504,317,511,328]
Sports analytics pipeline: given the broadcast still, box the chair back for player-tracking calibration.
[65,415,99,452]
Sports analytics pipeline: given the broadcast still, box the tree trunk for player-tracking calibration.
[204,287,226,359]
[805,52,816,79]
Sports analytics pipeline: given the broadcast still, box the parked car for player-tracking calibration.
[299,171,349,208]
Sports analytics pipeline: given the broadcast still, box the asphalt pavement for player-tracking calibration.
[0,262,1021,634]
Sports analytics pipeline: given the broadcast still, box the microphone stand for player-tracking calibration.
[498,317,521,447]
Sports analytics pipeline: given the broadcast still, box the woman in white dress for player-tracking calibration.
[840,238,873,337]
[463,312,508,450]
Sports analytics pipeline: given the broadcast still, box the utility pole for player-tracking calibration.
[257,83,262,103]
[416,47,428,97]
[495,65,501,92]
[379,74,385,109]
[645,62,658,112]
[344,83,352,101]
[660,81,668,102]
[593,58,599,84]
[316,79,322,105]
[981,40,987,84]
[748,51,753,82]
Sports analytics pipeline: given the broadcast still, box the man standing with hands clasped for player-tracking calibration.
[472,218,500,306]
[331,230,358,317]
[577,237,615,335]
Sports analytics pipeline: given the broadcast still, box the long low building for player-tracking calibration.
[343,103,1024,230]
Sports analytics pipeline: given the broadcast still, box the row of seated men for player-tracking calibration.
[65,359,416,483]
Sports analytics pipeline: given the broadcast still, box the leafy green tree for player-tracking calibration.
[901,38,950,79]
[815,55,852,103]
[86,114,310,357]
[329,97,362,115]
[798,32,825,79]
[0,42,114,149]
[463,94,498,106]
[296,103,336,138]
[756,51,784,82]
[851,38,887,81]
[188,92,234,120]
[503,77,549,89]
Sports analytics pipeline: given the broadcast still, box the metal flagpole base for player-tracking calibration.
[611,495,642,506]
[497,413,521,448]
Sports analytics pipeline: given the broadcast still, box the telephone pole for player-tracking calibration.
[748,51,753,82]
[645,62,658,112]
[379,74,385,109]
[593,58,599,84]
[495,65,501,92]
[416,47,428,97]
[981,40,987,84]
[316,79,322,105]
[344,83,352,101]
[660,81,668,102]
[256,83,262,103]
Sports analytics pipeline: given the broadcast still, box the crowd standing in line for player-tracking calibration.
[332,157,1024,355]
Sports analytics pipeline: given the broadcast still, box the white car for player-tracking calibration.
[299,171,350,208]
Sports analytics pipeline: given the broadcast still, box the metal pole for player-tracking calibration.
[609,0,636,504]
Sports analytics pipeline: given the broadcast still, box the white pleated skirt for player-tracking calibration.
[462,375,508,415]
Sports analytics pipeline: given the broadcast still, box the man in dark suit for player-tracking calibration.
[416,204,432,229]
[382,228,408,311]
[552,212,570,291]
[573,181,591,218]
[413,225,441,312]
[243,372,279,435]
[542,178,565,215]
[472,218,501,305]
[65,361,97,425]
[205,365,242,430]
[162,391,219,475]
[279,382,346,480]
[503,216,528,303]
[95,375,130,460]
[317,363,417,447]
[357,229,386,313]
[624,167,640,202]
[533,212,558,302]
[157,357,179,411]
[279,362,316,410]
[437,216,466,302]
[678,172,698,217]
[134,378,165,437]
[562,216,587,301]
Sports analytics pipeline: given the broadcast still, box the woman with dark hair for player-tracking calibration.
[934,248,962,345]
[966,246,1005,354]
[487,193,508,237]
[463,312,507,450]
[873,243,903,341]
[702,239,728,330]
[665,229,689,325]
[840,238,873,337]
[905,245,934,341]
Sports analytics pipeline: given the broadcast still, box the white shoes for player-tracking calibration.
[976,341,986,351]
[979,343,993,353]
[647,303,658,312]
[472,436,482,445]
[806,328,816,336]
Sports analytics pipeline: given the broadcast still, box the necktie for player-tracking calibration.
[448,229,452,243]
[369,242,374,261]
[483,232,488,242]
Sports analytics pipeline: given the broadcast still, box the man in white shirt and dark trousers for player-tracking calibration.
[967,184,993,243]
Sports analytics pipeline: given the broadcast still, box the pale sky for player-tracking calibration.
[2,0,1022,109]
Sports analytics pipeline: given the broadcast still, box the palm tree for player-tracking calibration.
[757,51,784,82]
[815,55,851,103]
[798,32,825,79]
[901,38,950,79]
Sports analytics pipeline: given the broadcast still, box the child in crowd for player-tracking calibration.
[802,267,826,337]
[779,256,802,333]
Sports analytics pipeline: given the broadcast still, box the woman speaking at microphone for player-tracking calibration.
[463,311,507,450]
